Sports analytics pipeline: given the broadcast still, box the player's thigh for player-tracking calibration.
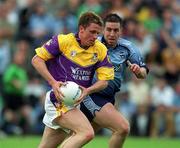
[54,108,93,133]
[93,103,129,131]
[40,126,67,147]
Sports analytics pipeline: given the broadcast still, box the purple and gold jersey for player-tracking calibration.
[35,33,114,87]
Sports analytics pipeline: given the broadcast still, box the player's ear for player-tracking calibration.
[79,25,85,32]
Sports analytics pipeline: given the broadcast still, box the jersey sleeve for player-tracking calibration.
[128,42,149,73]
[35,35,60,61]
[95,43,114,80]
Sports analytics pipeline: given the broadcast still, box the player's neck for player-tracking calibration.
[75,33,89,49]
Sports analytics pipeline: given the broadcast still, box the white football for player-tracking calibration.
[59,81,82,106]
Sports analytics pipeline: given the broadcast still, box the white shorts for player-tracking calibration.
[43,91,73,131]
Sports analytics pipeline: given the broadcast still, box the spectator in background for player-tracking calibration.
[145,38,163,74]
[162,45,180,86]
[0,2,16,44]
[0,2,16,95]
[4,0,19,28]
[67,0,81,15]
[171,1,180,46]
[53,6,78,34]
[16,0,35,42]
[25,76,46,134]
[150,74,175,137]
[127,75,151,137]
[131,23,153,58]
[122,17,138,40]
[116,85,136,123]
[172,80,180,137]
[1,39,32,135]
[131,103,152,137]
[128,75,150,106]
[77,0,103,17]
[29,1,55,48]
[143,6,162,34]
[108,0,132,19]
[0,41,11,92]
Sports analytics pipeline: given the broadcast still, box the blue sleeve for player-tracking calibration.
[127,43,149,73]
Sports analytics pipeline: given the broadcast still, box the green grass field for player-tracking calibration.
[0,136,180,148]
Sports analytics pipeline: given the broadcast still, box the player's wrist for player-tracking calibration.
[135,68,147,79]
[49,79,57,86]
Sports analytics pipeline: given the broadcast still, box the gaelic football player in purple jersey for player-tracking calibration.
[32,12,114,148]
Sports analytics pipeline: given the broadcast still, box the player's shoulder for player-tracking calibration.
[117,38,133,49]
[94,39,108,52]
[95,39,107,48]
[57,33,75,41]
[57,33,76,47]
[117,38,140,53]
[93,39,108,59]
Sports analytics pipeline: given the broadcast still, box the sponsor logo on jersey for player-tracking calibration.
[46,39,53,46]
[91,53,98,62]
[70,67,91,81]
[71,50,77,57]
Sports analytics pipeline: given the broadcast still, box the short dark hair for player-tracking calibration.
[78,11,103,29]
[103,13,123,26]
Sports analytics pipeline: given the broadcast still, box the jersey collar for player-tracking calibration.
[101,36,118,49]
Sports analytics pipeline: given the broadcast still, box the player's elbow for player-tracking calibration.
[31,55,42,69]
[31,55,37,67]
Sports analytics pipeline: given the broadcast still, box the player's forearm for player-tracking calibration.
[135,67,147,79]
[31,55,56,85]
[86,80,108,95]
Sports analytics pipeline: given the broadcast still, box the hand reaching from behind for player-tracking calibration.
[74,86,88,107]
[127,60,141,75]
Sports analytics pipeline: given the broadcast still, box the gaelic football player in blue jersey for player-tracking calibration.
[80,13,149,148]
[32,12,114,148]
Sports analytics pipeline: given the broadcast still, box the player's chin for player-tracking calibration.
[107,39,115,44]
[108,42,116,47]
[88,41,95,46]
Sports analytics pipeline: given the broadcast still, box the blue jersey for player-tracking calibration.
[80,36,148,121]
[94,36,148,96]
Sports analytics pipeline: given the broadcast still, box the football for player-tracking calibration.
[59,81,82,106]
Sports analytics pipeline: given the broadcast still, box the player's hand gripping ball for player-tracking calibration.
[59,81,82,106]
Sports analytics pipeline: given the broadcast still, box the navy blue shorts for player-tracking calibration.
[80,93,115,122]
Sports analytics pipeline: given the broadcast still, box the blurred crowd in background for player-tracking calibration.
[0,0,180,138]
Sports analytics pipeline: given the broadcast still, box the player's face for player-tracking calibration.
[79,23,102,48]
[104,22,121,48]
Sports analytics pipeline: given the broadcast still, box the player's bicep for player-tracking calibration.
[128,44,146,67]
[128,46,149,73]
[35,47,54,61]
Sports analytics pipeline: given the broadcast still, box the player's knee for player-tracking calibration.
[85,128,95,141]
[81,127,94,142]
[114,121,130,137]
[120,122,130,136]
[123,124,130,136]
